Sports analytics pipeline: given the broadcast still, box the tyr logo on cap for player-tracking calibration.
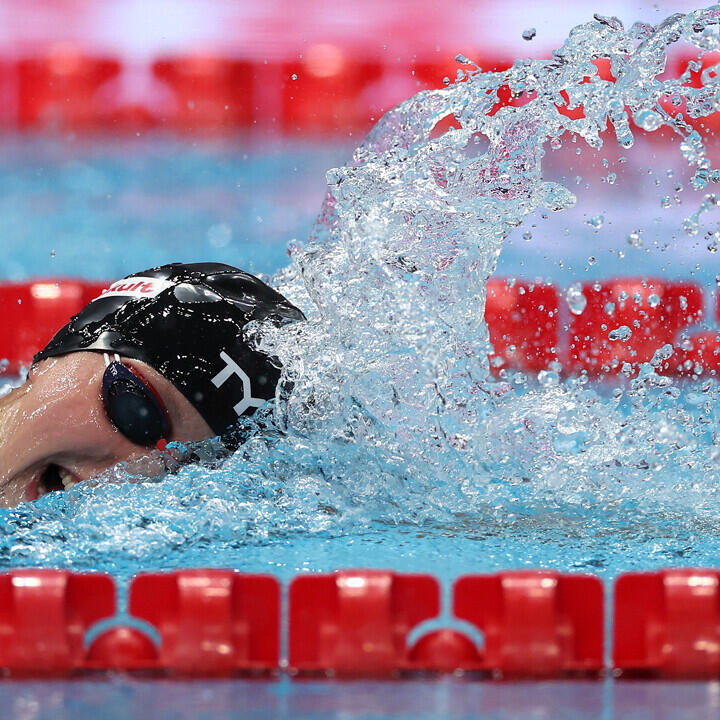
[211,350,266,416]
[95,277,174,300]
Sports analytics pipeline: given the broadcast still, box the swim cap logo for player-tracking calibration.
[211,350,266,416]
[95,277,174,300]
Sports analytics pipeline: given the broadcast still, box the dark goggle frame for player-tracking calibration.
[102,353,171,447]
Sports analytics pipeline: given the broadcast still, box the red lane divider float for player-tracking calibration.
[453,571,604,678]
[0,570,115,674]
[565,278,710,376]
[486,278,559,373]
[1,567,720,678]
[1,277,719,378]
[282,55,384,135]
[0,279,106,374]
[17,48,121,131]
[152,57,255,132]
[614,569,720,679]
[0,49,719,134]
[125,570,279,675]
[288,570,440,676]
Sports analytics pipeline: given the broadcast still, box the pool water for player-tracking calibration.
[3,677,720,720]
[4,129,718,590]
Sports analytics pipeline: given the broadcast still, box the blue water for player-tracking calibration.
[1,133,713,586]
[0,135,352,282]
[3,677,720,720]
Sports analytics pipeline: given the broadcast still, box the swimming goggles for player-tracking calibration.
[102,353,171,447]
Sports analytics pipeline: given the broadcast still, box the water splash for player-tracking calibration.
[4,7,720,583]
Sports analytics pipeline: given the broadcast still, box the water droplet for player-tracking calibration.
[588,256,597,265]
[522,28,537,41]
[537,370,558,387]
[648,293,661,308]
[627,230,643,247]
[660,196,672,208]
[651,344,674,368]
[636,109,663,131]
[609,325,633,341]
[680,130,705,164]
[291,73,298,80]
[523,231,532,241]
[566,283,587,315]
[586,215,604,229]
[683,218,699,236]
[50,249,56,258]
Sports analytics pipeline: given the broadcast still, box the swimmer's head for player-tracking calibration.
[34,262,305,438]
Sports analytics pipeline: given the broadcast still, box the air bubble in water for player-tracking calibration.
[566,283,587,315]
[522,28,537,41]
[660,196,672,208]
[586,215,604,229]
[648,293,661,307]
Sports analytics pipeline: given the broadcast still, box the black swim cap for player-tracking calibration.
[34,262,305,436]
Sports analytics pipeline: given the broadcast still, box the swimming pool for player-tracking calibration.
[3,7,720,718]
[0,133,718,718]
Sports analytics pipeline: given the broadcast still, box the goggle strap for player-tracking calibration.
[103,352,121,367]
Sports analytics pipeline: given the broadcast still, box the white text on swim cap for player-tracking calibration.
[211,350,266,416]
[94,277,174,300]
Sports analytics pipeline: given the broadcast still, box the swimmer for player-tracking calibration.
[0,262,304,507]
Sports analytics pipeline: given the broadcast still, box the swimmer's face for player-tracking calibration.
[0,352,214,507]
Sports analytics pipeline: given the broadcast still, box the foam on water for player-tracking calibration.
[3,6,720,584]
